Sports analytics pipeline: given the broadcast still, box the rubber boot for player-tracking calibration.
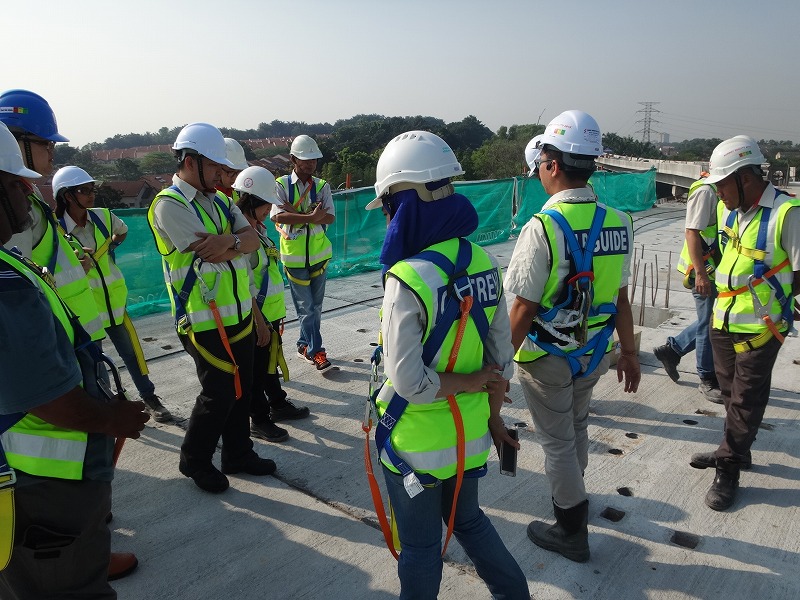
[705,460,740,511]
[527,499,590,562]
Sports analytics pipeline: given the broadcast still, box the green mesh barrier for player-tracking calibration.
[116,171,655,318]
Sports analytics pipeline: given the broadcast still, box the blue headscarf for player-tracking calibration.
[379,187,479,276]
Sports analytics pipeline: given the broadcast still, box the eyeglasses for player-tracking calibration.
[72,185,97,196]
[534,158,557,170]
[21,137,56,151]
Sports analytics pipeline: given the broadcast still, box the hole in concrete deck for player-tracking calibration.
[369,342,378,347]
[617,487,633,497]
[625,432,639,439]
[371,284,381,288]
[600,507,625,522]
[608,448,623,455]
[160,345,173,350]
[683,419,698,425]
[356,328,368,333]
[670,530,700,550]
[143,337,156,342]
[353,358,363,363]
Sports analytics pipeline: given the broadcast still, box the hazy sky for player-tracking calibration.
[4,0,799,148]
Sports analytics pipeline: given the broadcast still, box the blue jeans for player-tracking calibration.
[667,287,716,381]
[287,266,326,357]
[382,466,528,600]
[100,314,155,399]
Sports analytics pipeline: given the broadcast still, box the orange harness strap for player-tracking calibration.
[717,259,790,298]
[209,299,243,400]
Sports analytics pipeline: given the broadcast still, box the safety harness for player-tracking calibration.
[163,186,251,399]
[363,239,491,559]
[716,192,794,353]
[275,177,328,285]
[255,230,289,381]
[528,207,617,378]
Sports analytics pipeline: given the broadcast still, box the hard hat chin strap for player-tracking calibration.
[734,171,746,210]
[21,139,35,173]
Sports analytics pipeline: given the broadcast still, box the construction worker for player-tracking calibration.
[689,135,800,511]
[0,89,105,344]
[271,135,335,372]
[366,131,528,599]
[233,166,310,443]
[52,166,171,423]
[524,133,545,176]
[653,173,723,402]
[505,110,641,562]
[218,138,249,198]
[0,121,149,599]
[147,122,275,493]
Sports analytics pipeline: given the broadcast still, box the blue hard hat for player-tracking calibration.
[0,89,69,142]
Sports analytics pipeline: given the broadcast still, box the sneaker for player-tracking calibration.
[142,394,172,423]
[653,344,681,382]
[699,379,723,404]
[251,420,289,443]
[297,345,311,361]
[310,351,332,372]
[270,399,310,422]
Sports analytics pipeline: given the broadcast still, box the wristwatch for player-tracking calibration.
[232,234,241,251]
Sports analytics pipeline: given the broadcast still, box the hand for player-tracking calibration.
[78,249,93,273]
[694,272,712,297]
[616,353,641,393]
[280,202,299,214]
[194,232,233,262]
[255,322,271,347]
[310,203,327,224]
[467,364,505,395]
[488,415,520,455]
[106,398,149,439]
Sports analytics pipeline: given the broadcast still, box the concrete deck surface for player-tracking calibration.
[106,202,800,599]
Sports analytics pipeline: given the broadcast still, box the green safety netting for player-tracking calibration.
[118,171,656,317]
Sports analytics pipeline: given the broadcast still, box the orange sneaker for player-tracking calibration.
[311,351,331,371]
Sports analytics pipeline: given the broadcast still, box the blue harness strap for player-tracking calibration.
[374,239,492,484]
[753,192,794,327]
[530,206,618,378]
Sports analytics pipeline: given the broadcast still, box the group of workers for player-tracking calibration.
[0,88,797,600]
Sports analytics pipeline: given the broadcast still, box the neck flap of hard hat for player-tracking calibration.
[379,188,478,277]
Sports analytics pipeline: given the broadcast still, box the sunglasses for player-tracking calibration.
[21,136,56,151]
[72,185,97,196]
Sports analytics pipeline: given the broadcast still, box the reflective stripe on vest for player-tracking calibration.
[677,180,720,275]
[29,198,105,340]
[77,208,128,328]
[253,231,286,322]
[713,190,799,333]
[0,249,87,480]
[147,188,252,332]
[516,201,628,363]
[275,176,332,268]
[375,239,500,480]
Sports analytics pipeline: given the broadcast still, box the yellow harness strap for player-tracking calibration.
[187,317,253,399]
[121,312,149,375]
[266,332,290,382]
[0,471,16,570]
[284,261,328,286]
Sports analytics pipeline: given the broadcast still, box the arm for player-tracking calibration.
[189,226,258,263]
[509,296,540,352]
[251,298,272,347]
[30,386,149,439]
[272,210,318,226]
[614,286,641,393]
[685,228,712,297]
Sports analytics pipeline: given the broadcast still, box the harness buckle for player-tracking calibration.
[747,274,773,320]
[193,258,219,304]
[0,467,17,491]
[449,272,473,302]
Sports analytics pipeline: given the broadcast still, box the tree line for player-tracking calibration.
[52,116,800,204]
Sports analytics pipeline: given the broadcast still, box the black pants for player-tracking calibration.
[250,320,288,424]
[0,478,114,599]
[710,326,782,463]
[179,317,255,472]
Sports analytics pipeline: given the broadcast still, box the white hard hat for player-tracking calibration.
[232,166,280,204]
[366,130,464,210]
[704,135,766,184]
[52,166,95,197]
[173,123,234,167]
[224,138,249,171]
[0,122,40,179]
[525,134,545,175]
[290,135,323,160]
[540,110,603,163]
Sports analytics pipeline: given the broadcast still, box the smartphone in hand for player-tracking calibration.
[499,427,518,477]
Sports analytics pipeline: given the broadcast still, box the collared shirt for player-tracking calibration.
[151,174,251,274]
[685,184,718,231]
[505,186,633,304]
[381,250,515,404]
[61,210,128,252]
[270,171,335,219]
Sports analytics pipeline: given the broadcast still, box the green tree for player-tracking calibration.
[139,152,176,175]
[114,158,142,180]
[94,185,125,209]
[602,133,662,158]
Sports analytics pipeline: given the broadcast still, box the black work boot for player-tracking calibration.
[690,451,752,470]
[653,344,681,382]
[705,460,740,511]
[527,499,590,562]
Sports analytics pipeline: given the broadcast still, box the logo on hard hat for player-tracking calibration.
[244,177,254,188]
[583,128,600,143]
[554,128,567,135]
[738,150,752,158]
[0,106,28,114]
